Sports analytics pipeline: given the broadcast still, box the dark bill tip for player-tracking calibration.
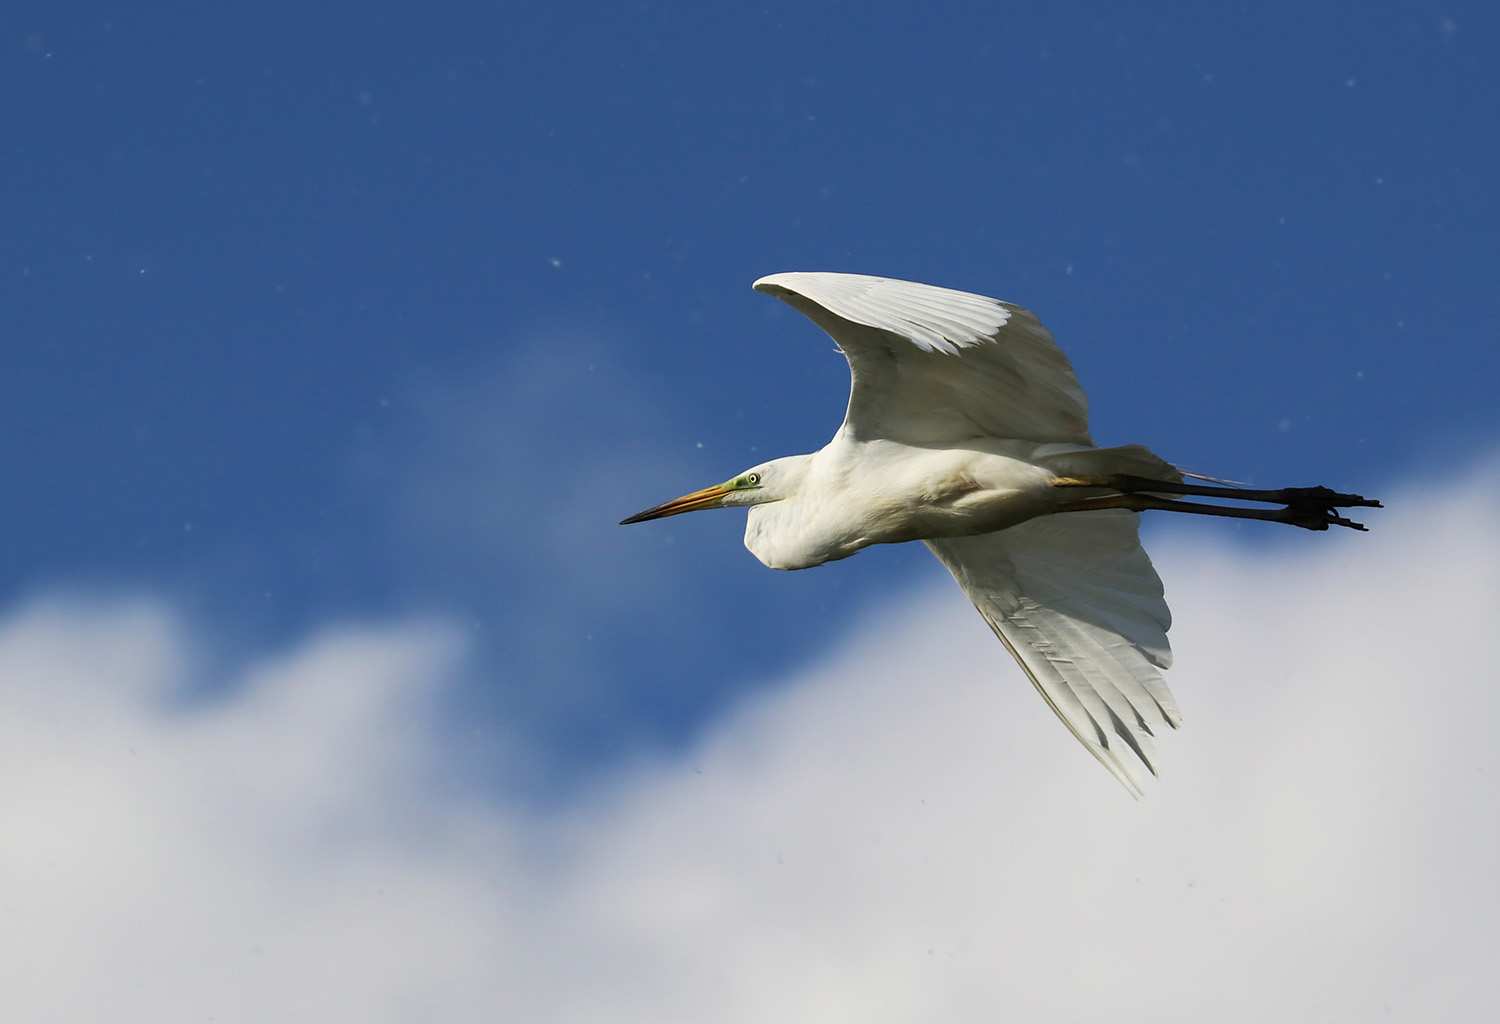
[619,483,733,526]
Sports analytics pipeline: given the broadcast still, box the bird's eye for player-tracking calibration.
[745,472,761,486]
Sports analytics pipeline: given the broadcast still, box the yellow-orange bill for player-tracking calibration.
[619,483,734,525]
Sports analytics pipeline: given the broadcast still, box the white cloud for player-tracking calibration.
[1,466,1498,1021]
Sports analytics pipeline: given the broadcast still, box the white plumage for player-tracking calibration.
[624,272,1378,795]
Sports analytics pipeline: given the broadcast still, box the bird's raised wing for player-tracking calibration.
[924,509,1178,795]
[754,272,1092,445]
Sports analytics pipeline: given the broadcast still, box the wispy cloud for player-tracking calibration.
[1,464,1496,1021]
[371,330,928,772]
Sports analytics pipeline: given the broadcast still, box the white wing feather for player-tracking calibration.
[754,272,1091,445]
[925,509,1179,796]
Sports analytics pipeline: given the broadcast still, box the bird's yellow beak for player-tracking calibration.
[620,482,736,525]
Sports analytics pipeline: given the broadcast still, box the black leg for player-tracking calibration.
[1052,476,1381,531]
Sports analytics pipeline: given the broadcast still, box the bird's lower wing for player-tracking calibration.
[924,510,1179,796]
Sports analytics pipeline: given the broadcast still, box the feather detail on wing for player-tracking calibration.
[754,272,1092,446]
[924,509,1178,796]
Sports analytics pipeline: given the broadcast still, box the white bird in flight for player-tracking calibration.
[622,273,1379,794]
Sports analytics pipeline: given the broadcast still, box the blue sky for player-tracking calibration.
[4,3,1499,1017]
[8,1,1497,768]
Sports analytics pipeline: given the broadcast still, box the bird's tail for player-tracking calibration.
[1036,444,1183,484]
[1181,470,1250,487]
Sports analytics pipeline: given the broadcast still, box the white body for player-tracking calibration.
[744,440,1053,569]
[744,438,1172,570]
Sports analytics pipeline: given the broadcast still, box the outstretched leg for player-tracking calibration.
[1052,475,1382,531]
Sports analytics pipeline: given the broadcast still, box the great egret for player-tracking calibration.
[622,273,1379,794]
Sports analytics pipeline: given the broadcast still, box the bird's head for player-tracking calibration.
[619,456,807,525]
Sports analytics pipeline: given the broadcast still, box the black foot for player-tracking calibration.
[1278,486,1383,510]
[1278,487,1382,532]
